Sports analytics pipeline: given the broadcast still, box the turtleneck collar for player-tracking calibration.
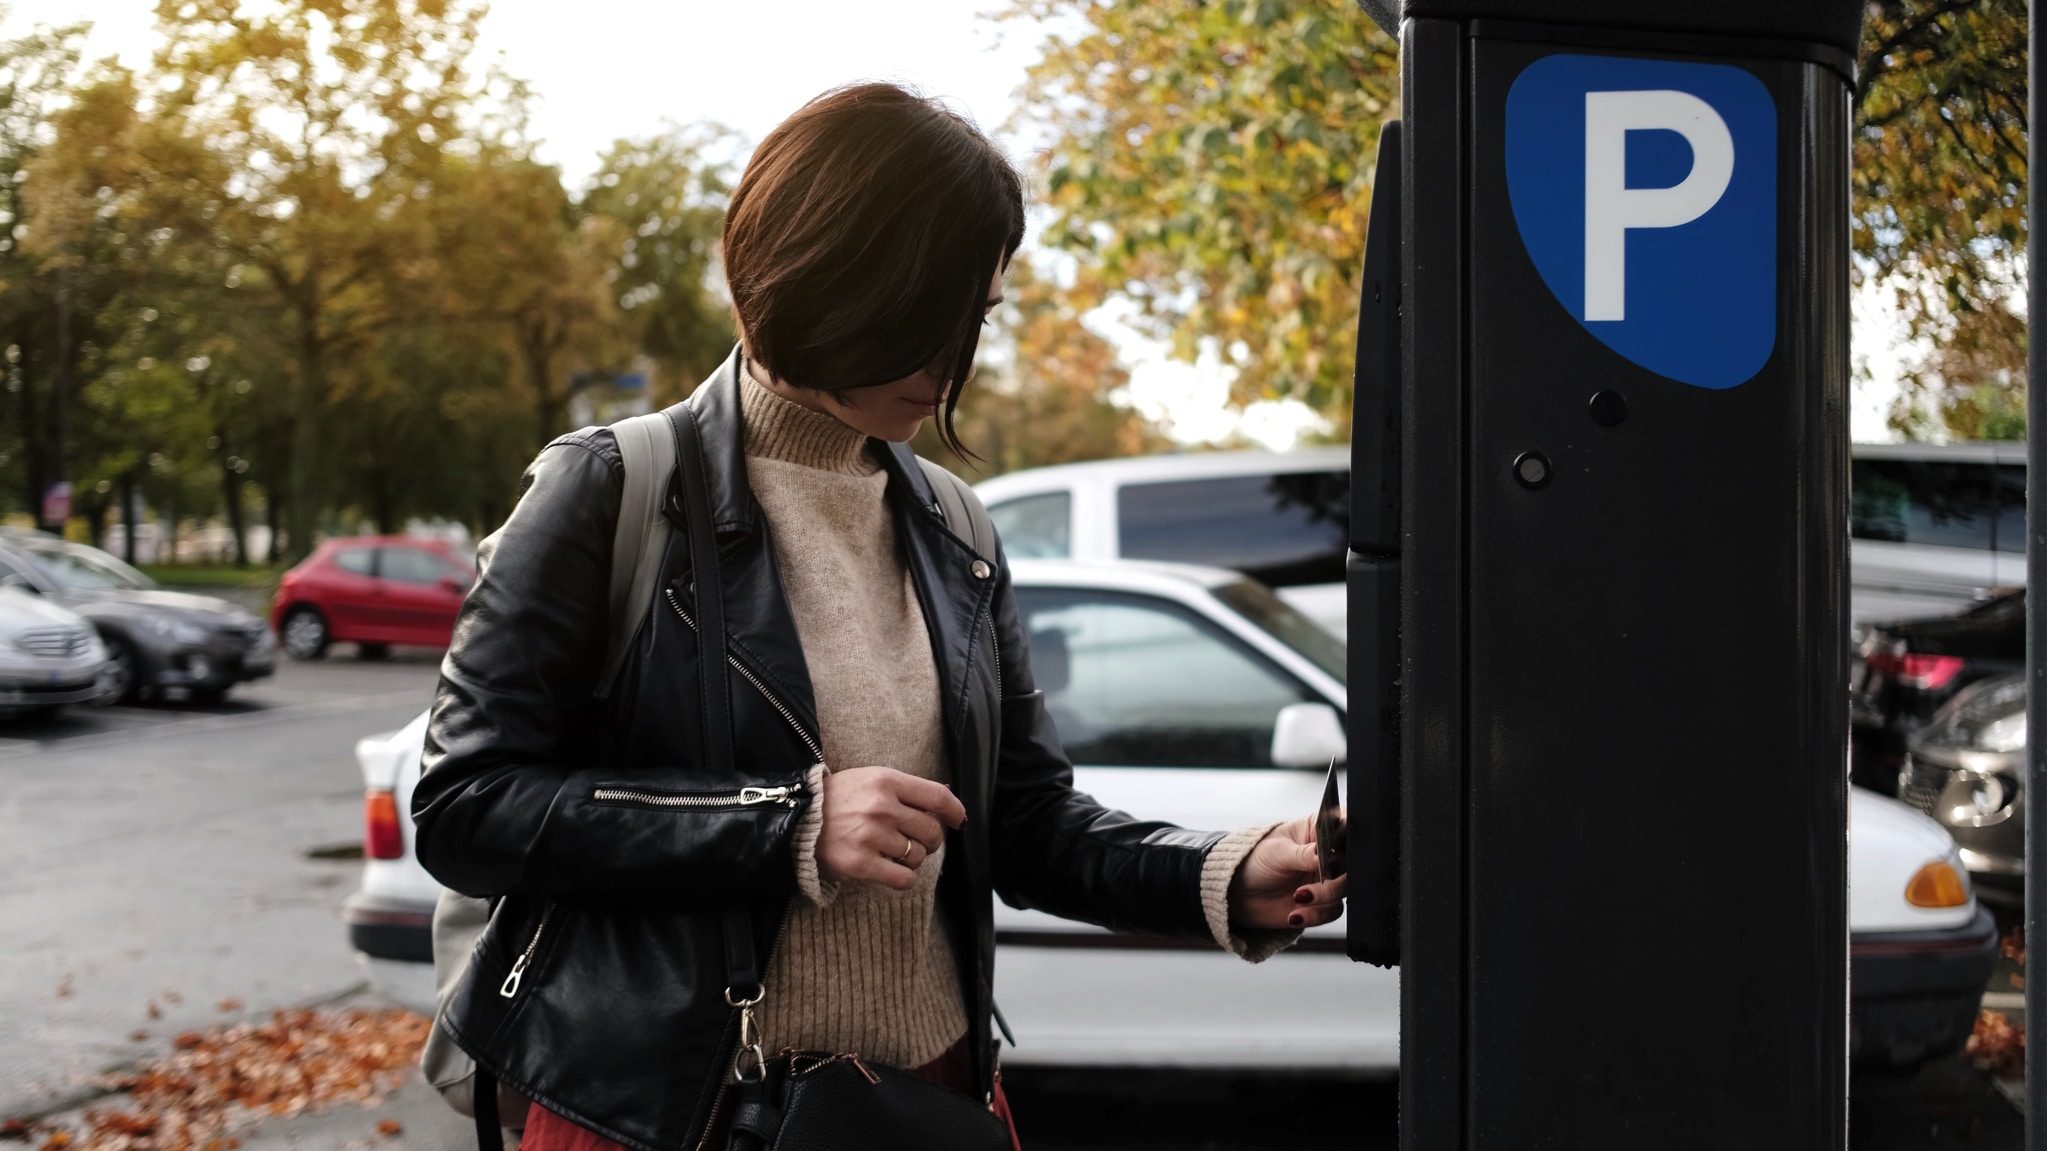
[740,367,877,476]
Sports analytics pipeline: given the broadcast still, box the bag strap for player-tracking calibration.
[597,409,682,698]
[916,457,996,561]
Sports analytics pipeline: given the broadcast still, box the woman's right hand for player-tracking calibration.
[815,766,968,890]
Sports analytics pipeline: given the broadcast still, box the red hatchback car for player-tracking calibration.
[272,537,475,660]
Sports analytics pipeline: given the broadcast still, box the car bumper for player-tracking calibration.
[1849,905,1999,1068]
[138,638,276,689]
[0,676,106,707]
[344,891,434,964]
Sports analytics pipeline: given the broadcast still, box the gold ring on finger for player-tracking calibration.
[896,836,915,865]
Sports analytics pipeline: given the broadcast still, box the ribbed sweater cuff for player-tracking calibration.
[791,763,838,908]
[1200,822,1302,964]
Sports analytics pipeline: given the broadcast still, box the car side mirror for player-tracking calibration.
[1271,702,1347,768]
[438,576,467,595]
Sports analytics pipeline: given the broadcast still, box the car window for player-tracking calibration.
[333,548,376,576]
[1016,587,1322,769]
[1850,458,1994,550]
[987,493,1071,560]
[1212,578,1347,685]
[1117,471,1349,587]
[20,543,155,591]
[1993,463,2026,555]
[378,546,460,585]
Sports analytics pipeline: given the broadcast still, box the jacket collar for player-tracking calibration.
[683,347,758,536]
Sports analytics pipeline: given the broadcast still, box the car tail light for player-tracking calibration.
[1904,859,1970,908]
[365,789,404,860]
[1868,649,1965,691]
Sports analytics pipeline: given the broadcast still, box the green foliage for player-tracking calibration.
[1005,0,1396,420]
[0,0,743,558]
[1855,0,2031,439]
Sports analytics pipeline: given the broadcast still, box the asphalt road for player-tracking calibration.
[0,645,2027,1149]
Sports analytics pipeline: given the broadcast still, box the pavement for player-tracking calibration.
[0,633,2030,1149]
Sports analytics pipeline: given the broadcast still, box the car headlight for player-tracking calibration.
[1905,857,1973,909]
[141,617,210,645]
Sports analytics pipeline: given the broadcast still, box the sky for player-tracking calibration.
[4,0,1907,445]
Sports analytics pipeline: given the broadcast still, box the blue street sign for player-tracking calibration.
[1505,54,1777,389]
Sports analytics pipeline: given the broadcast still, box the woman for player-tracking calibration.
[412,83,1346,1151]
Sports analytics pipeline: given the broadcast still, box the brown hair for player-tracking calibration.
[722,83,1026,453]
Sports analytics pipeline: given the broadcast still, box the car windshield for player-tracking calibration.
[22,543,157,592]
[1212,578,1346,685]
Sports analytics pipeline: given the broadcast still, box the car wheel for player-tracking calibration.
[357,643,391,661]
[100,637,142,705]
[281,606,330,661]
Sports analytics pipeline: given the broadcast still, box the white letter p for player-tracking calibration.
[1583,90,1734,322]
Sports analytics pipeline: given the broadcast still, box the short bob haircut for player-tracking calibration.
[723,83,1026,453]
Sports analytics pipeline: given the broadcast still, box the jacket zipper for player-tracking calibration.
[988,615,1001,696]
[591,785,800,809]
[667,589,826,763]
[498,902,556,998]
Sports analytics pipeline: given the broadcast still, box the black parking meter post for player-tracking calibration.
[2026,1,2044,1136]
[1350,2,1861,1146]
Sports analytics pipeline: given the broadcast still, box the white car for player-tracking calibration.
[346,561,1994,1070]
[0,585,111,717]
[973,450,1352,636]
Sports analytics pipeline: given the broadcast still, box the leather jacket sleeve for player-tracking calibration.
[984,546,1224,942]
[412,432,800,901]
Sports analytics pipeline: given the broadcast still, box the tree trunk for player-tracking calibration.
[47,266,69,532]
[217,425,249,568]
[288,320,325,564]
[263,483,283,565]
[120,471,138,566]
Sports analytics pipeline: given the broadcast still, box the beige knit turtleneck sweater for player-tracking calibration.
[741,372,970,1070]
[737,370,1296,1071]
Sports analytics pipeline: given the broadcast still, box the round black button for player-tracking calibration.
[1589,390,1628,427]
[1513,451,1552,490]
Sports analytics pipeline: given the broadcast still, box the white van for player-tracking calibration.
[973,448,1352,635]
[1851,441,2028,623]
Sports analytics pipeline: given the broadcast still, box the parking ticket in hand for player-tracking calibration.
[1315,758,1346,883]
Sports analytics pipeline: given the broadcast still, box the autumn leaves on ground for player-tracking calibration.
[0,1010,426,1151]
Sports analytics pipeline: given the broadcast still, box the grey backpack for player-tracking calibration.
[418,412,994,1122]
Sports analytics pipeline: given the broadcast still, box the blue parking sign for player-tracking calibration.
[1505,54,1777,389]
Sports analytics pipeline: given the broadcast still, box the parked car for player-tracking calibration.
[967,441,2023,637]
[973,450,1352,635]
[1850,589,2024,796]
[0,585,111,718]
[272,536,475,660]
[1850,441,2027,623]
[1896,670,2027,895]
[0,531,273,703]
[345,560,1992,1071]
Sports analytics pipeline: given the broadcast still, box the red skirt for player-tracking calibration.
[519,1038,1020,1151]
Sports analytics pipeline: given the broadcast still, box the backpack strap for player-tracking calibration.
[597,408,682,698]
[917,457,996,562]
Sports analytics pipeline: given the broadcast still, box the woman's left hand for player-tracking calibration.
[1228,815,1347,931]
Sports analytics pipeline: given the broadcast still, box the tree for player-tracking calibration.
[913,262,1171,474]
[581,124,738,403]
[1855,0,2029,437]
[0,13,90,521]
[134,0,502,559]
[1002,0,1396,419]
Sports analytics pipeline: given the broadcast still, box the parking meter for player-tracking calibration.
[1346,2,1861,1145]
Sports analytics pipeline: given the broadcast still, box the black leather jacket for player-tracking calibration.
[413,352,1229,1151]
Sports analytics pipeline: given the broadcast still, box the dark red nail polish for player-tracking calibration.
[1288,913,1305,928]
[1294,888,1313,905]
